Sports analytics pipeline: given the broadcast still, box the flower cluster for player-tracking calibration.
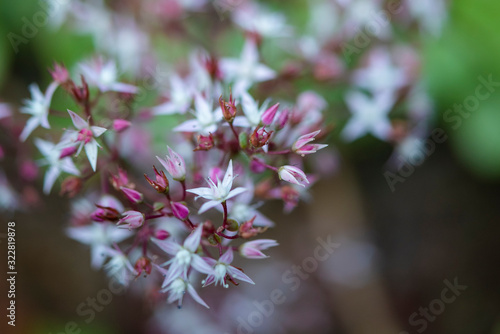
[4,0,449,325]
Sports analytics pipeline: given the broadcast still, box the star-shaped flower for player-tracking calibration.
[187,160,246,214]
[60,110,107,171]
[79,58,138,94]
[66,222,132,269]
[20,82,59,141]
[174,94,222,135]
[220,39,276,96]
[153,224,214,287]
[34,138,80,194]
[202,248,254,288]
[341,91,395,142]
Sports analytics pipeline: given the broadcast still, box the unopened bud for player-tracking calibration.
[155,229,170,240]
[250,127,273,148]
[194,133,214,151]
[226,219,239,232]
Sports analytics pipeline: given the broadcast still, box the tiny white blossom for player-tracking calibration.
[233,92,270,128]
[187,160,247,214]
[79,58,138,94]
[174,94,222,135]
[153,225,214,287]
[20,82,59,141]
[59,110,107,171]
[341,91,395,142]
[220,39,276,96]
[103,248,137,285]
[67,222,132,269]
[202,248,254,288]
[35,138,80,194]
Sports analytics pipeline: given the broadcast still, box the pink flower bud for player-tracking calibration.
[112,119,131,133]
[171,201,189,221]
[275,109,289,129]
[292,130,328,156]
[240,239,279,259]
[50,62,69,84]
[121,187,144,204]
[278,165,309,187]
[195,134,214,151]
[144,165,169,193]
[117,210,145,230]
[219,94,237,123]
[134,257,152,277]
[91,204,121,222]
[59,146,78,159]
[155,229,170,240]
[157,146,186,181]
[110,168,129,190]
[261,103,279,126]
[250,127,273,148]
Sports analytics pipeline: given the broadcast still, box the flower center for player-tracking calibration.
[176,248,192,266]
[77,128,93,144]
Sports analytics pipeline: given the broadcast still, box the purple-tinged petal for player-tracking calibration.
[183,224,203,252]
[187,283,209,309]
[227,266,255,285]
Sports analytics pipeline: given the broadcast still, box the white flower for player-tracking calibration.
[20,82,59,141]
[240,239,279,259]
[220,39,276,96]
[79,58,138,94]
[155,269,209,309]
[406,0,448,36]
[66,222,132,269]
[187,160,247,213]
[173,94,222,135]
[152,75,194,115]
[153,225,214,287]
[232,2,293,38]
[60,110,107,171]
[103,248,137,285]
[352,49,407,95]
[233,92,270,128]
[202,248,254,288]
[35,138,80,194]
[341,91,395,142]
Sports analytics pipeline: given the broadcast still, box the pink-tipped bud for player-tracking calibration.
[250,127,273,148]
[194,133,214,151]
[275,109,289,129]
[171,201,189,221]
[50,62,69,84]
[155,229,170,240]
[91,204,121,222]
[239,216,262,239]
[219,94,237,123]
[60,176,82,198]
[121,187,144,204]
[278,165,309,187]
[59,146,78,159]
[110,168,129,190]
[261,103,279,126]
[240,239,279,259]
[112,119,131,133]
[72,75,89,103]
[157,146,186,181]
[144,165,169,193]
[292,130,328,156]
[134,257,152,277]
[117,210,145,230]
